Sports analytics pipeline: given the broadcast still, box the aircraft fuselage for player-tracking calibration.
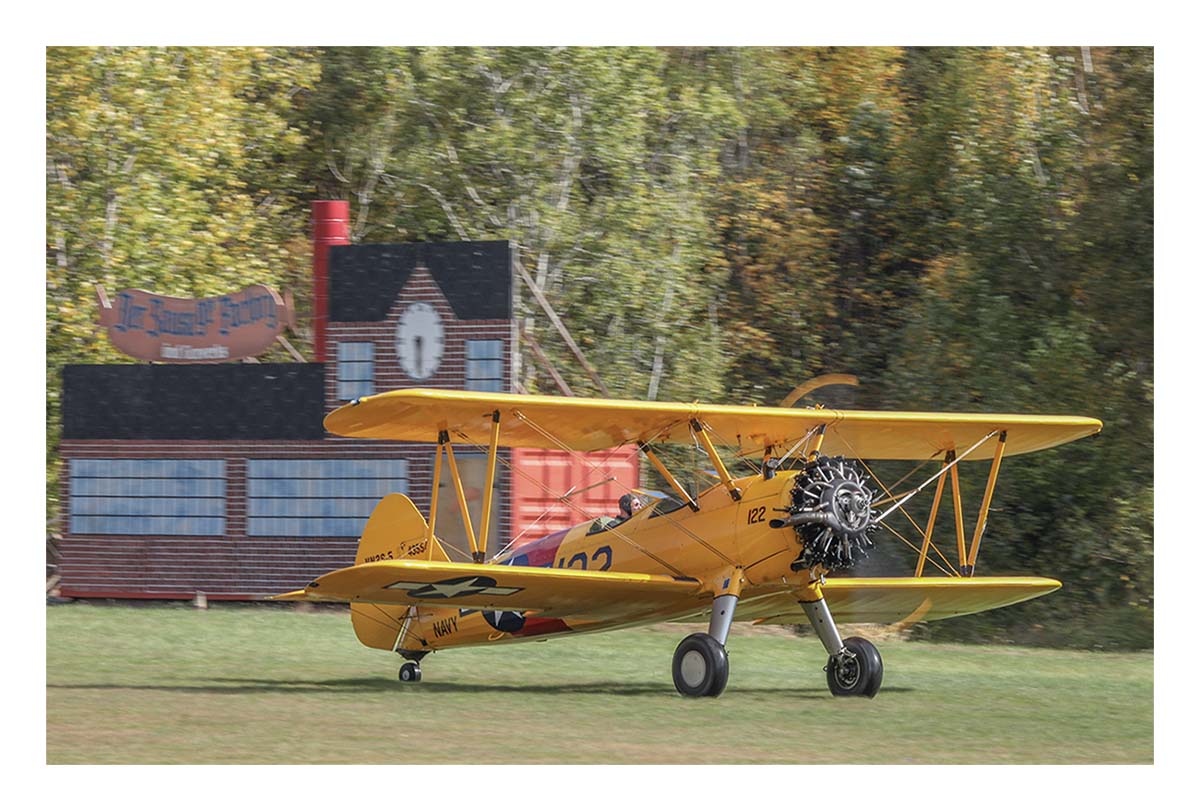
[404,468,811,652]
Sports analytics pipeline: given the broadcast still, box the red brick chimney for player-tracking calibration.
[311,200,350,363]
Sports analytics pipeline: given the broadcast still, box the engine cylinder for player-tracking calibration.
[783,455,879,571]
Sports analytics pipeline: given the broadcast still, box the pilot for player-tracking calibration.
[617,493,643,522]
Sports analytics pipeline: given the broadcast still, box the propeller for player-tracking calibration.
[777,374,859,408]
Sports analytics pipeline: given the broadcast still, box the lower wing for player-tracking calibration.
[273,559,702,622]
[750,576,1062,625]
[276,564,1058,627]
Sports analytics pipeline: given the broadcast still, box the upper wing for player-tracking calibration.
[324,388,1102,461]
[746,576,1063,625]
[273,559,703,622]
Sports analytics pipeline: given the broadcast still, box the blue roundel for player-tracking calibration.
[484,609,526,633]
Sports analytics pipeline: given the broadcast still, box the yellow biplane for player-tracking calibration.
[275,388,1101,698]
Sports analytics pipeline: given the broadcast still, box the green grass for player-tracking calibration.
[46,603,1152,764]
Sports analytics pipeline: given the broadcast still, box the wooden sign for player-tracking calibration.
[96,284,295,363]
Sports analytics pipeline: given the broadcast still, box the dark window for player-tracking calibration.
[69,459,226,536]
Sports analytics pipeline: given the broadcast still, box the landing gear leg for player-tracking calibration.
[672,594,737,698]
[801,598,883,698]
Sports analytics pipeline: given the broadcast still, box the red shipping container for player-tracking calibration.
[509,446,640,547]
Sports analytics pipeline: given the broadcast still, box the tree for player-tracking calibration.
[46,46,319,517]
[299,46,741,402]
[880,48,1153,646]
[713,48,914,406]
[43,47,1153,647]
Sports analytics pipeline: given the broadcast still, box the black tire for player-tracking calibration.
[826,636,883,698]
[672,632,730,698]
[399,661,422,683]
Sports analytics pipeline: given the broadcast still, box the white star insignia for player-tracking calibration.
[385,575,522,599]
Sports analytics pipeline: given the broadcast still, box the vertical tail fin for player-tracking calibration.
[354,493,449,565]
[351,493,447,651]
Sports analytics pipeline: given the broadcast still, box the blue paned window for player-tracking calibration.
[337,341,375,400]
[246,459,409,537]
[69,459,226,536]
[465,339,504,392]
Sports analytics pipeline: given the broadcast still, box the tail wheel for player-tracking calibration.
[672,632,730,698]
[399,661,422,683]
[825,636,883,698]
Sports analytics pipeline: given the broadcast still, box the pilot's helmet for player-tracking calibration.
[619,493,634,516]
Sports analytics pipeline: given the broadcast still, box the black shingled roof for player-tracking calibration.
[329,240,512,322]
[61,363,326,440]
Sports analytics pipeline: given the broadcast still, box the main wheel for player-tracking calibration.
[672,632,730,698]
[825,636,883,698]
[399,661,422,683]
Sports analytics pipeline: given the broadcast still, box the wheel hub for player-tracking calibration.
[680,650,707,688]
[830,650,861,690]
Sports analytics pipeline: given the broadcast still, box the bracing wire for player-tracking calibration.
[449,418,692,578]
[826,428,964,577]
[879,521,958,579]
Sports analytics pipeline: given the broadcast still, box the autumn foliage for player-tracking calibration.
[46,47,1153,647]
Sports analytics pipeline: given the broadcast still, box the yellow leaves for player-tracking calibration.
[47,46,315,327]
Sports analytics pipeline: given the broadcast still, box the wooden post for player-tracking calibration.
[514,257,610,397]
[275,334,307,363]
[521,327,574,396]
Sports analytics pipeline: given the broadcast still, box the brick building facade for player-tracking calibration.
[56,240,539,599]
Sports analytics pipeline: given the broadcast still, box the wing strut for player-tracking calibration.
[427,434,445,557]
[691,419,742,502]
[638,441,699,512]
[477,410,502,562]
[915,451,953,577]
[808,423,827,459]
[950,452,967,570]
[764,423,826,468]
[456,412,695,578]
[862,429,1009,578]
[875,430,998,524]
[965,431,1007,576]
[441,431,482,563]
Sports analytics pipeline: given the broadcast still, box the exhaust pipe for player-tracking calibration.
[769,511,832,529]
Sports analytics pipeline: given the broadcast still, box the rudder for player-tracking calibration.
[354,493,449,565]
[351,493,448,651]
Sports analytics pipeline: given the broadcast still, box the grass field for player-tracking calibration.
[46,602,1153,764]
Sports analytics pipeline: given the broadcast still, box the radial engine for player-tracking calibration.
[770,455,880,571]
